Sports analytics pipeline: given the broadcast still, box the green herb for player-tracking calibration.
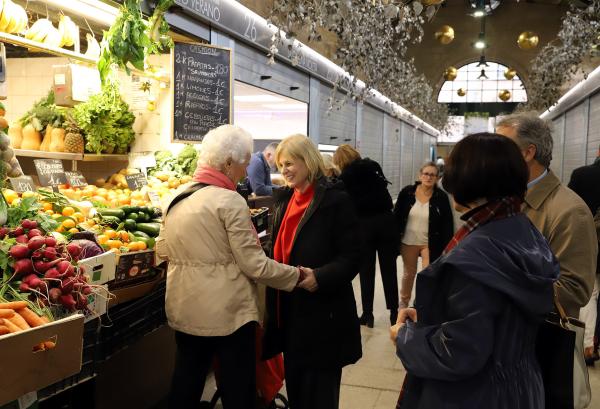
[19,90,64,131]
[72,83,136,154]
[6,196,59,232]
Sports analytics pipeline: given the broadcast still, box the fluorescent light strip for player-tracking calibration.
[261,103,307,110]
[44,0,118,26]
[234,95,284,103]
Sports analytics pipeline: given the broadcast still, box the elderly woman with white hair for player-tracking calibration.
[156,125,313,409]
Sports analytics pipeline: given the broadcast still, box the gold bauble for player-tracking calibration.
[504,68,517,80]
[435,25,455,45]
[499,90,511,101]
[444,66,458,81]
[517,31,539,50]
[457,88,466,97]
[422,0,444,4]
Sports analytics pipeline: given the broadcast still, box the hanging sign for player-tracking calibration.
[126,173,148,190]
[33,159,67,187]
[172,41,232,143]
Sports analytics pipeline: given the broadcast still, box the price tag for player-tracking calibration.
[9,176,36,193]
[65,171,88,187]
[33,159,67,187]
[148,190,161,208]
[125,173,148,190]
[18,391,37,409]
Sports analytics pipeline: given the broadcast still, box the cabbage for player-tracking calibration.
[70,239,104,259]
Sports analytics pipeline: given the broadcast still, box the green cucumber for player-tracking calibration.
[124,219,137,231]
[132,230,151,239]
[97,208,126,220]
[135,222,161,237]
[120,205,140,215]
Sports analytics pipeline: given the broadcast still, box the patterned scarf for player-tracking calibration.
[443,196,523,255]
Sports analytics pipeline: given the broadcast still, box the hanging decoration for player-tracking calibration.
[520,1,600,111]
[268,1,448,129]
[499,89,511,101]
[457,88,466,97]
[517,31,539,50]
[443,66,458,81]
[504,68,517,80]
[435,25,455,45]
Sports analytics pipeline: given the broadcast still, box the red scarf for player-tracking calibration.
[193,165,235,191]
[443,196,522,255]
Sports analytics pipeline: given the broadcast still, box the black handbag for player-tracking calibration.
[535,292,591,409]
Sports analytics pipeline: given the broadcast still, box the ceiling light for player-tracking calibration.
[474,40,486,49]
[234,95,284,103]
[478,69,489,80]
[473,10,485,17]
[42,0,118,26]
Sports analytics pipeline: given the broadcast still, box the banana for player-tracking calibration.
[0,0,6,28]
[11,2,26,34]
[58,14,68,46]
[66,18,78,47]
[25,18,53,43]
[43,25,61,48]
[4,1,18,34]
[0,0,11,32]
[84,33,101,58]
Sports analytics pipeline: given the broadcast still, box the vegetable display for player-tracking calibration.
[148,145,199,179]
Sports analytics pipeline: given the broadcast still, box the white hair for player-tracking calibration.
[197,125,254,170]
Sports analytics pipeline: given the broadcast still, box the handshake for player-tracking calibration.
[296,266,318,292]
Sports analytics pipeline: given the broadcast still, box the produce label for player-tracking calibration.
[9,176,35,193]
[33,159,67,187]
[65,171,88,187]
[172,41,232,143]
[115,250,155,284]
[125,173,148,190]
[148,190,161,208]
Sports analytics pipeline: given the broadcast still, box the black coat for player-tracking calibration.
[397,214,559,409]
[339,158,393,217]
[568,158,600,214]
[393,183,454,261]
[262,179,363,369]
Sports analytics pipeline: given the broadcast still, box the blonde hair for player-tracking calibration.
[276,134,325,185]
[322,153,340,178]
[333,144,361,171]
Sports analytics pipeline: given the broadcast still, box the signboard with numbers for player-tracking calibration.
[33,159,67,187]
[172,41,232,143]
[125,173,148,190]
[65,171,88,187]
[9,176,35,193]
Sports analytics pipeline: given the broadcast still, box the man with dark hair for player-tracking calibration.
[496,113,597,319]
[568,144,600,365]
[246,142,278,196]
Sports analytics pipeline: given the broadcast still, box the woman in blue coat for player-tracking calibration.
[391,132,559,409]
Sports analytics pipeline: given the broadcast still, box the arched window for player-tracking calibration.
[437,61,527,103]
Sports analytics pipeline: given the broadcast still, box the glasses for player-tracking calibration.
[421,172,438,178]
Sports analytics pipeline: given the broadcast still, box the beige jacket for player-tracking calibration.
[155,184,299,336]
[524,170,598,317]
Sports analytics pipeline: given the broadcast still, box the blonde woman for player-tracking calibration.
[263,134,362,409]
[321,153,340,179]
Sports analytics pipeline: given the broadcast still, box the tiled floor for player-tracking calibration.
[198,256,600,409]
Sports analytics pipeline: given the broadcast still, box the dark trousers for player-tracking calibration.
[359,212,399,313]
[285,361,342,409]
[169,321,256,409]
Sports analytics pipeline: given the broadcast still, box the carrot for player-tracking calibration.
[9,312,30,330]
[16,307,46,328]
[0,318,22,333]
[0,309,15,318]
[0,301,28,310]
[0,325,10,335]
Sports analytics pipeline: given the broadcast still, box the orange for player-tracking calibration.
[3,190,18,204]
[86,219,96,227]
[72,212,84,223]
[106,239,123,249]
[137,241,147,251]
[56,225,65,233]
[127,242,140,251]
[68,228,79,234]
[104,230,117,239]
[62,206,75,217]
[97,234,109,245]
[42,202,53,211]
[62,219,76,229]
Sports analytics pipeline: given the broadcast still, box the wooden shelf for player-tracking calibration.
[14,149,83,161]
[82,154,129,162]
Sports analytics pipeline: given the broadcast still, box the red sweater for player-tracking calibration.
[274,184,315,264]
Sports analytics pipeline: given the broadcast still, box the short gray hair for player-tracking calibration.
[198,125,253,170]
[497,113,553,167]
[264,142,279,152]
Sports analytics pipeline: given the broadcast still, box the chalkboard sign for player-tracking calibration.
[65,171,88,187]
[9,176,35,193]
[33,159,67,187]
[172,41,232,143]
[126,173,148,190]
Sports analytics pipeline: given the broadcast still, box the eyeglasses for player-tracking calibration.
[421,172,438,178]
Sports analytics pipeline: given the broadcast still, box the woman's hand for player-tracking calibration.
[298,266,319,292]
[390,308,417,345]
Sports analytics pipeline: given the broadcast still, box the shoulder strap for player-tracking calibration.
[166,183,208,216]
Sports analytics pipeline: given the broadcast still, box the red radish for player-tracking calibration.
[15,235,28,244]
[75,293,88,309]
[11,227,24,237]
[27,236,46,251]
[43,247,58,260]
[22,274,38,284]
[82,286,92,295]
[13,258,33,276]
[34,260,50,273]
[44,236,57,247]
[37,280,48,293]
[56,260,72,275]
[27,229,42,238]
[31,249,44,260]
[44,268,61,280]
[66,243,82,258]
[61,277,76,294]
[21,219,34,229]
[49,287,62,303]
[28,276,42,289]
[9,244,30,259]
[19,282,30,292]
[0,227,9,238]
[60,294,76,310]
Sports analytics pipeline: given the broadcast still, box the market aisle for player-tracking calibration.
[192,256,600,409]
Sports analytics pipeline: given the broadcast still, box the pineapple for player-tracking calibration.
[64,114,84,154]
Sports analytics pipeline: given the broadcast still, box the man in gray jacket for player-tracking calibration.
[497,113,597,318]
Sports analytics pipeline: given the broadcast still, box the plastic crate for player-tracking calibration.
[37,318,101,401]
[98,281,167,361]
